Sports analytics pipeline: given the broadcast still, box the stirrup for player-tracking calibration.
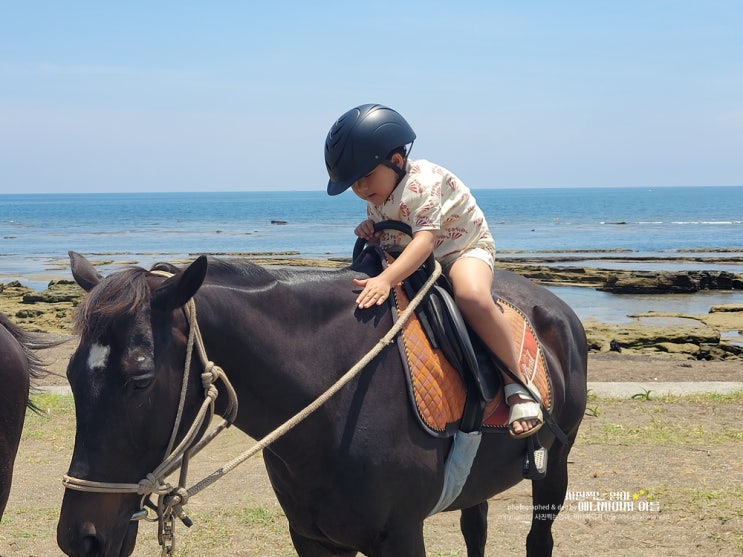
[523,435,548,480]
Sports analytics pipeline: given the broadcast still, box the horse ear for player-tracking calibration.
[69,251,102,292]
[151,255,208,311]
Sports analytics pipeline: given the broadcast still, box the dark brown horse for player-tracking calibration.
[57,251,587,557]
[0,312,59,520]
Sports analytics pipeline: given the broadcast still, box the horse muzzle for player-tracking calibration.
[57,491,140,557]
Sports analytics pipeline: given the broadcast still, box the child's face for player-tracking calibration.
[350,153,404,206]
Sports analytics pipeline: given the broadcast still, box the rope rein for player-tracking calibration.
[61,260,442,555]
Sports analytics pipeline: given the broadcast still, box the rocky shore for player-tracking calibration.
[494,255,743,293]
[494,257,743,360]
[1,254,742,361]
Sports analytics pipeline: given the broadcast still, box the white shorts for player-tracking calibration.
[442,245,495,272]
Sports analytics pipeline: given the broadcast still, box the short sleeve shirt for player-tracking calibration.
[365,159,495,267]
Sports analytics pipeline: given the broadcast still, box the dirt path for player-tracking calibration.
[1,342,742,556]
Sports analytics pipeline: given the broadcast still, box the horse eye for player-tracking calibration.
[127,374,155,392]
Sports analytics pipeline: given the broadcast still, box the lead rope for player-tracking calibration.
[63,260,442,555]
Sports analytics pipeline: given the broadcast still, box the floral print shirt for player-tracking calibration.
[365,158,495,267]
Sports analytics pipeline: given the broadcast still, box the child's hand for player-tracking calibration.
[353,276,392,308]
[354,219,380,242]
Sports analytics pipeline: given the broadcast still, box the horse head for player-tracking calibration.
[57,252,208,557]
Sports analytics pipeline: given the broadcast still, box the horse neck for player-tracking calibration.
[197,276,352,350]
[193,275,371,435]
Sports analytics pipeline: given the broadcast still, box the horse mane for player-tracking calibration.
[204,257,352,285]
[205,258,278,285]
[73,267,152,339]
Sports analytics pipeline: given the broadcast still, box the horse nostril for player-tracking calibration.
[79,522,102,556]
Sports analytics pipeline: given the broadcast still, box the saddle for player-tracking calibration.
[351,245,554,438]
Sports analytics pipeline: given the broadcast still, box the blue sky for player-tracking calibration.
[1,1,741,193]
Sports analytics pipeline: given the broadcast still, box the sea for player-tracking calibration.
[2,186,742,324]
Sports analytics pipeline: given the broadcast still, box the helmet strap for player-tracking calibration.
[378,141,413,184]
[380,158,407,182]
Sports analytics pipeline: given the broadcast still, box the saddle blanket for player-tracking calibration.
[393,283,552,436]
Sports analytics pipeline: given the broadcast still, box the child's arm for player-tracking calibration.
[353,230,435,309]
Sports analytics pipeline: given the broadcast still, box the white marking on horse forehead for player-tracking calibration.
[87,342,110,371]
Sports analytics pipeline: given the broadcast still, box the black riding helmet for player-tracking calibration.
[325,104,416,196]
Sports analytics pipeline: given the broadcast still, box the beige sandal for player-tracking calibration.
[505,383,544,439]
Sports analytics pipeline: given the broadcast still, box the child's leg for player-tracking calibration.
[447,257,540,436]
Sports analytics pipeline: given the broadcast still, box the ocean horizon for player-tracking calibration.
[2,186,742,323]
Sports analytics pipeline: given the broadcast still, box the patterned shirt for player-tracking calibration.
[366,159,495,268]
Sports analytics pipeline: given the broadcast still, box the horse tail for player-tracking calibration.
[0,313,68,411]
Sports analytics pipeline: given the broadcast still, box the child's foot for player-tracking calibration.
[504,384,544,439]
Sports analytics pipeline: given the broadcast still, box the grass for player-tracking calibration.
[581,391,743,444]
[592,390,743,403]
[0,506,60,540]
[235,505,285,527]
[571,391,743,553]
[172,506,294,557]
[587,417,743,445]
[26,393,75,413]
[649,484,743,529]
[630,388,654,400]
[22,393,76,442]
[616,484,743,553]
[683,484,743,518]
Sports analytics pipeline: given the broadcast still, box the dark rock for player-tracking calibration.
[599,270,743,293]
[22,282,84,305]
[494,261,743,294]
[584,319,723,358]
[16,308,44,318]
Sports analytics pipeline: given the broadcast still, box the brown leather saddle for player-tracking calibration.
[391,272,553,438]
[351,237,553,439]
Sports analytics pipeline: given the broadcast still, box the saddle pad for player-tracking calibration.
[393,284,552,435]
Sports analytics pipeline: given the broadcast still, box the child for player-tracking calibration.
[324,103,543,438]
